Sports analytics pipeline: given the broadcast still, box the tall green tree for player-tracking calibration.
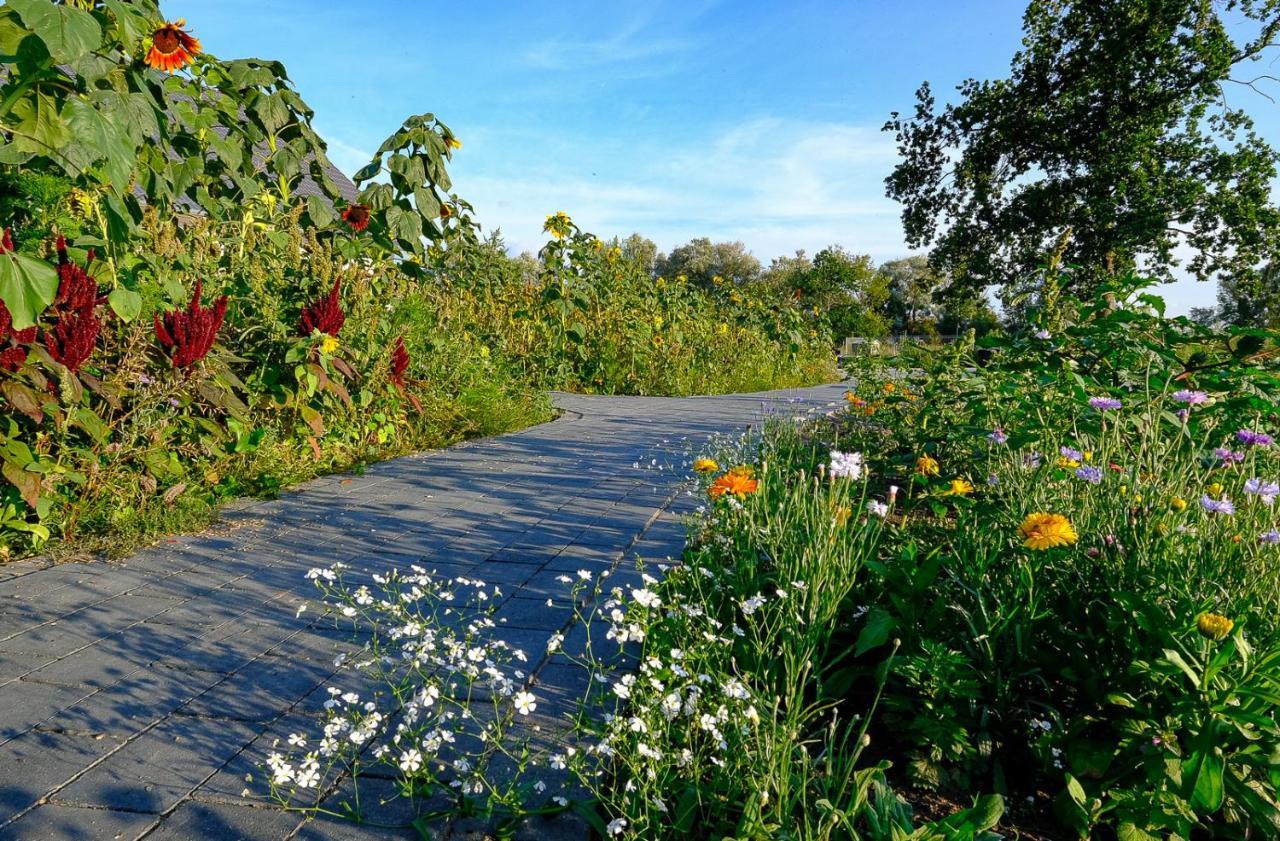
[1218,262,1280,327]
[885,0,1280,299]
[657,237,761,288]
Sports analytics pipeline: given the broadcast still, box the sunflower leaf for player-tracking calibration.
[7,0,101,63]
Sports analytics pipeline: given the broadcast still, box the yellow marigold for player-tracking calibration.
[693,458,719,474]
[943,478,974,496]
[1170,497,1187,512]
[915,455,940,476]
[320,335,340,354]
[1018,512,1078,550]
[709,472,758,499]
[1196,612,1234,641]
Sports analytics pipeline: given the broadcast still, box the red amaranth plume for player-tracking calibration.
[154,279,229,369]
[0,299,31,373]
[43,239,105,372]
[389,336,409,388]
[299,279,345,337]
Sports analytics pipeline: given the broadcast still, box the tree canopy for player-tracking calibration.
[885,0,1280,300]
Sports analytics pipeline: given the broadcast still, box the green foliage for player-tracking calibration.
[885,0,1280,301]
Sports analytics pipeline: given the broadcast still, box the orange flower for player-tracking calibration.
[710,472,758,499]
[145,20,201,72]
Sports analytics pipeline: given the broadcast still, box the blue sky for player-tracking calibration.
[168,0,1280,314]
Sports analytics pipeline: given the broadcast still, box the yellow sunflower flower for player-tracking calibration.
[1196,612,1233,641]
[693,458,719,474]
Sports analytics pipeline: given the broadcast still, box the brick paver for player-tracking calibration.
[0,384,847,839]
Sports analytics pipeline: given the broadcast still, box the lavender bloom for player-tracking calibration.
[987,428,1008,445]
[1244,478,1280,505]
[1201,495,1236,516]
[1172,390,1208,405]
[1075,466,1103,484]
[1214,447,1246,465]
[1236,429,1275,447]
[1060,446,1084,462]
[1088,396,1123,411]
[1175,408,1190,422]
[1261,529,1280,545]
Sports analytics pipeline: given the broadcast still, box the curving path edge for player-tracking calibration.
[0,382,849,840]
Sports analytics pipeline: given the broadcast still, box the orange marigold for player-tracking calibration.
[710,472,758,499]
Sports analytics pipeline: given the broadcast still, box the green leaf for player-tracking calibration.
[0,248,58,329]
[1117,823,1159,841]
[7,0,101,63]
[854,607,895,656]
[306,194,335,227]
[1184,749,1225,813]
[1,460,41,509]
[63,98,135,194]
[11,90,72,161]
[107,287,142,322]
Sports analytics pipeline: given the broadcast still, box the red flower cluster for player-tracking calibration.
[154,279,228,369]
[44,237,105,372]
[299,279,345,337]
[389,336,410,388]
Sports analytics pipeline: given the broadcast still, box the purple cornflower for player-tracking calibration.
[1176,408,1190,422]
[1060,446,1084,462]
[1214,447,1245,465]
[1244,478,1279,505]
[1172,390,1208,406]
[1236,429,1274,447]
[1088,396,1123,411]
[987,427,1008,445]
[1075,465,1103,484]
[1261,529,1280,545]
[1201,495,1236,516]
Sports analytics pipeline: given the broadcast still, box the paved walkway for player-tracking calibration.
[0,384,847,840]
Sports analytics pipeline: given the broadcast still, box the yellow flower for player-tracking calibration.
[883,382,896,394]
[444,135,462,150]
[1018,512,1078,551]
[717,323,729,336]
[543,211,572,239]
[942,478,974,496]
[320,335,340,354]
[915,455,940,476]
[833,505,852,527]
[653,316,664,329]
[728,465,755,479]
[1196,612,1234,641]
[693,458,719,474]
[1207,482,1224,496]
[1056,456,1081,469]
[1170,497,1187,512]
[1082,451,1093,462]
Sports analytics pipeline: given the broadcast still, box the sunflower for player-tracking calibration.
[1018,512,1078,550]
[341,204,371,232]
[1196,612,1234,641]
[709,472,758,499]
[444,135,462,150]
[145,19,201,72]
[543,211,573,240]
[439,203,453,220]
[693,458,719,474]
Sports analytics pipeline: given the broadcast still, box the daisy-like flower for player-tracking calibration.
[692,457,719,474]
[1261,529,1280,545]
[1214,447,1245,465]
[709,472,758,499]
[607,818,628,836]
[145,20,201,72]
[1196,612,1234,641]
[915,454,940,476]
[513,691,537,715]
[942,477,974,496]
[1244,478,1279,505]
[828,450,863,480]
[1088,396,1123,411]
[399,748,423,773]
[1018,512,1078,550]
[987,428,1008,445]
[1236,429,1274,447]
[340,204,371,232]
[867,500,889,517]
[1200,494,1235,516]
[543,211,573,240]
[1074,466,1103,484]
[740,593,767,615]
[1173,390,1209,405]
[1169,496,1188,512]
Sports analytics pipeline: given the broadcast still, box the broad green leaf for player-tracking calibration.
[0,248,57,329]
[63,98,135,194]
[7,0,101,63]
[305,194,335,227]
[11,90,72,161]
[1,461,41,509]
[107,287,142,322]
[855,607,895,656]
[1184,750,1225,812]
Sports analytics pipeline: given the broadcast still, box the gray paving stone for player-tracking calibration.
[0,382,849,837]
